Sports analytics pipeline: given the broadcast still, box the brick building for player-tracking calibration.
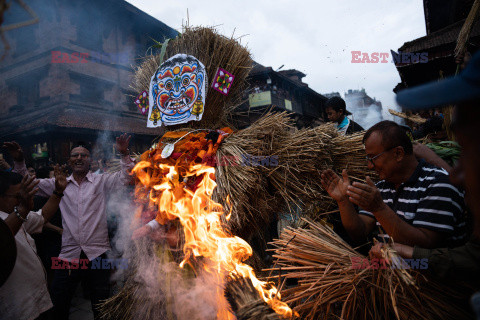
[0,0,328,167]
[233,62,327,129]
[0,0,177,166]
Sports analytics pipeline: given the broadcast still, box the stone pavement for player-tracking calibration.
[69,286,94,320]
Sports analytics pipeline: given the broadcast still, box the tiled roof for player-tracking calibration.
[0,106,158,138]
[399,19,480,53]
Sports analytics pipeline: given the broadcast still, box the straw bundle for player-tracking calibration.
[330,131,377,182]
[215,112,294,235]
[267,124,337,209]
[455,0,480,59]
[225,275,282,320]
[388,109,427,124]
[268,218,472,320]
[131,25,253,130]
[215,112,373,235]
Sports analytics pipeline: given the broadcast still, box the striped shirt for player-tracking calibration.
[359,160,466,247]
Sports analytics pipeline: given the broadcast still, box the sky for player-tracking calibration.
[126,0,426,119]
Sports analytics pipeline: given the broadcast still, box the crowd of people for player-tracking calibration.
[1,51,480,319]
[0,134,133,320]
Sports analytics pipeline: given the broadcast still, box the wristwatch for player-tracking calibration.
[53,190,64,198]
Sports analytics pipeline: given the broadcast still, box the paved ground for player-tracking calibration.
[69,286,94,320]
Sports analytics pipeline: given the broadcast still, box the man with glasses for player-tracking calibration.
[321,121,465,248]
[5,134,133,320]
[370,51,480,287]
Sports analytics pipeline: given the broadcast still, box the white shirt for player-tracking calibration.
[0,210,53,320]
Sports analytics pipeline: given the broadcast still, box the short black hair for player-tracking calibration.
[363,120,413,155]
[70,142,91,153]
[0,171,23,196]
[325,96,347,114]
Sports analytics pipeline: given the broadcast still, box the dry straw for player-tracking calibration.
[388,109,427,124]
[216,112,373,235]
[131,25,253,131]
[225,275,281,320]
[268,218,473,320]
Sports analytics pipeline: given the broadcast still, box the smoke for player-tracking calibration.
[104,181,229,319]
[349,103,383,130]
[345,89,404,129]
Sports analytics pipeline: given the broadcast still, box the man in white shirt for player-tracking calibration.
[0,168,67,320]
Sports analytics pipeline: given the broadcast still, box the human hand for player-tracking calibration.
[3,141,24,162]
[392,243,414,259]
[321,169,350,202]
[0,158,11,171]
[18,174,39,215]
[132,224,152,239]
[54,164,68,193]
[346,177,385,213]
[369,242,385,260]
[115,133,131,156]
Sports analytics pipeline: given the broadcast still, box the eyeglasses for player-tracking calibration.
[70,153,90,159]
[365,146,398,165]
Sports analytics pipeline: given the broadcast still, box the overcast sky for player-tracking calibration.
[126,0,426,117]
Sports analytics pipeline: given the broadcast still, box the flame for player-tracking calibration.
[133,160,294,319]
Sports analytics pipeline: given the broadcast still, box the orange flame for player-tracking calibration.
[133,160,294,319]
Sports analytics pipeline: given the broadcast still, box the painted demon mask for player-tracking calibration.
[148,54,207,127]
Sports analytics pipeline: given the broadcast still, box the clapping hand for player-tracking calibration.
[17,175,39,216]
[346,177,385,213]
[115,133,131,156]
[3,141,24,162]
[54,165,68,193]
[321,169,351,202]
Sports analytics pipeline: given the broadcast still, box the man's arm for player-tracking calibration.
[347,177,445,248]
[103,133,134,191]
[411,240,480,279]
[5,141,55,197]
[40,165,67,223]
[371,240,480,281]
[321,169,376,242]
[4,175,38,235]
[413,143,453,173]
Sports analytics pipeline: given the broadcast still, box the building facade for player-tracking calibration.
[394,0,480,93]
[0,0,177,166]
[344,89,383,129]
[232,63,327,129]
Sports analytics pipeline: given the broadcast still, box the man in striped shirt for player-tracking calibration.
[321,120,465,248]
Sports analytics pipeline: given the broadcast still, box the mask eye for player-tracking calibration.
[182,77,190,87]
[165,81,173,91]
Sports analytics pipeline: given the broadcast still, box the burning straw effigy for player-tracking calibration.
[268,218,473,320]
[99,25,377,320]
